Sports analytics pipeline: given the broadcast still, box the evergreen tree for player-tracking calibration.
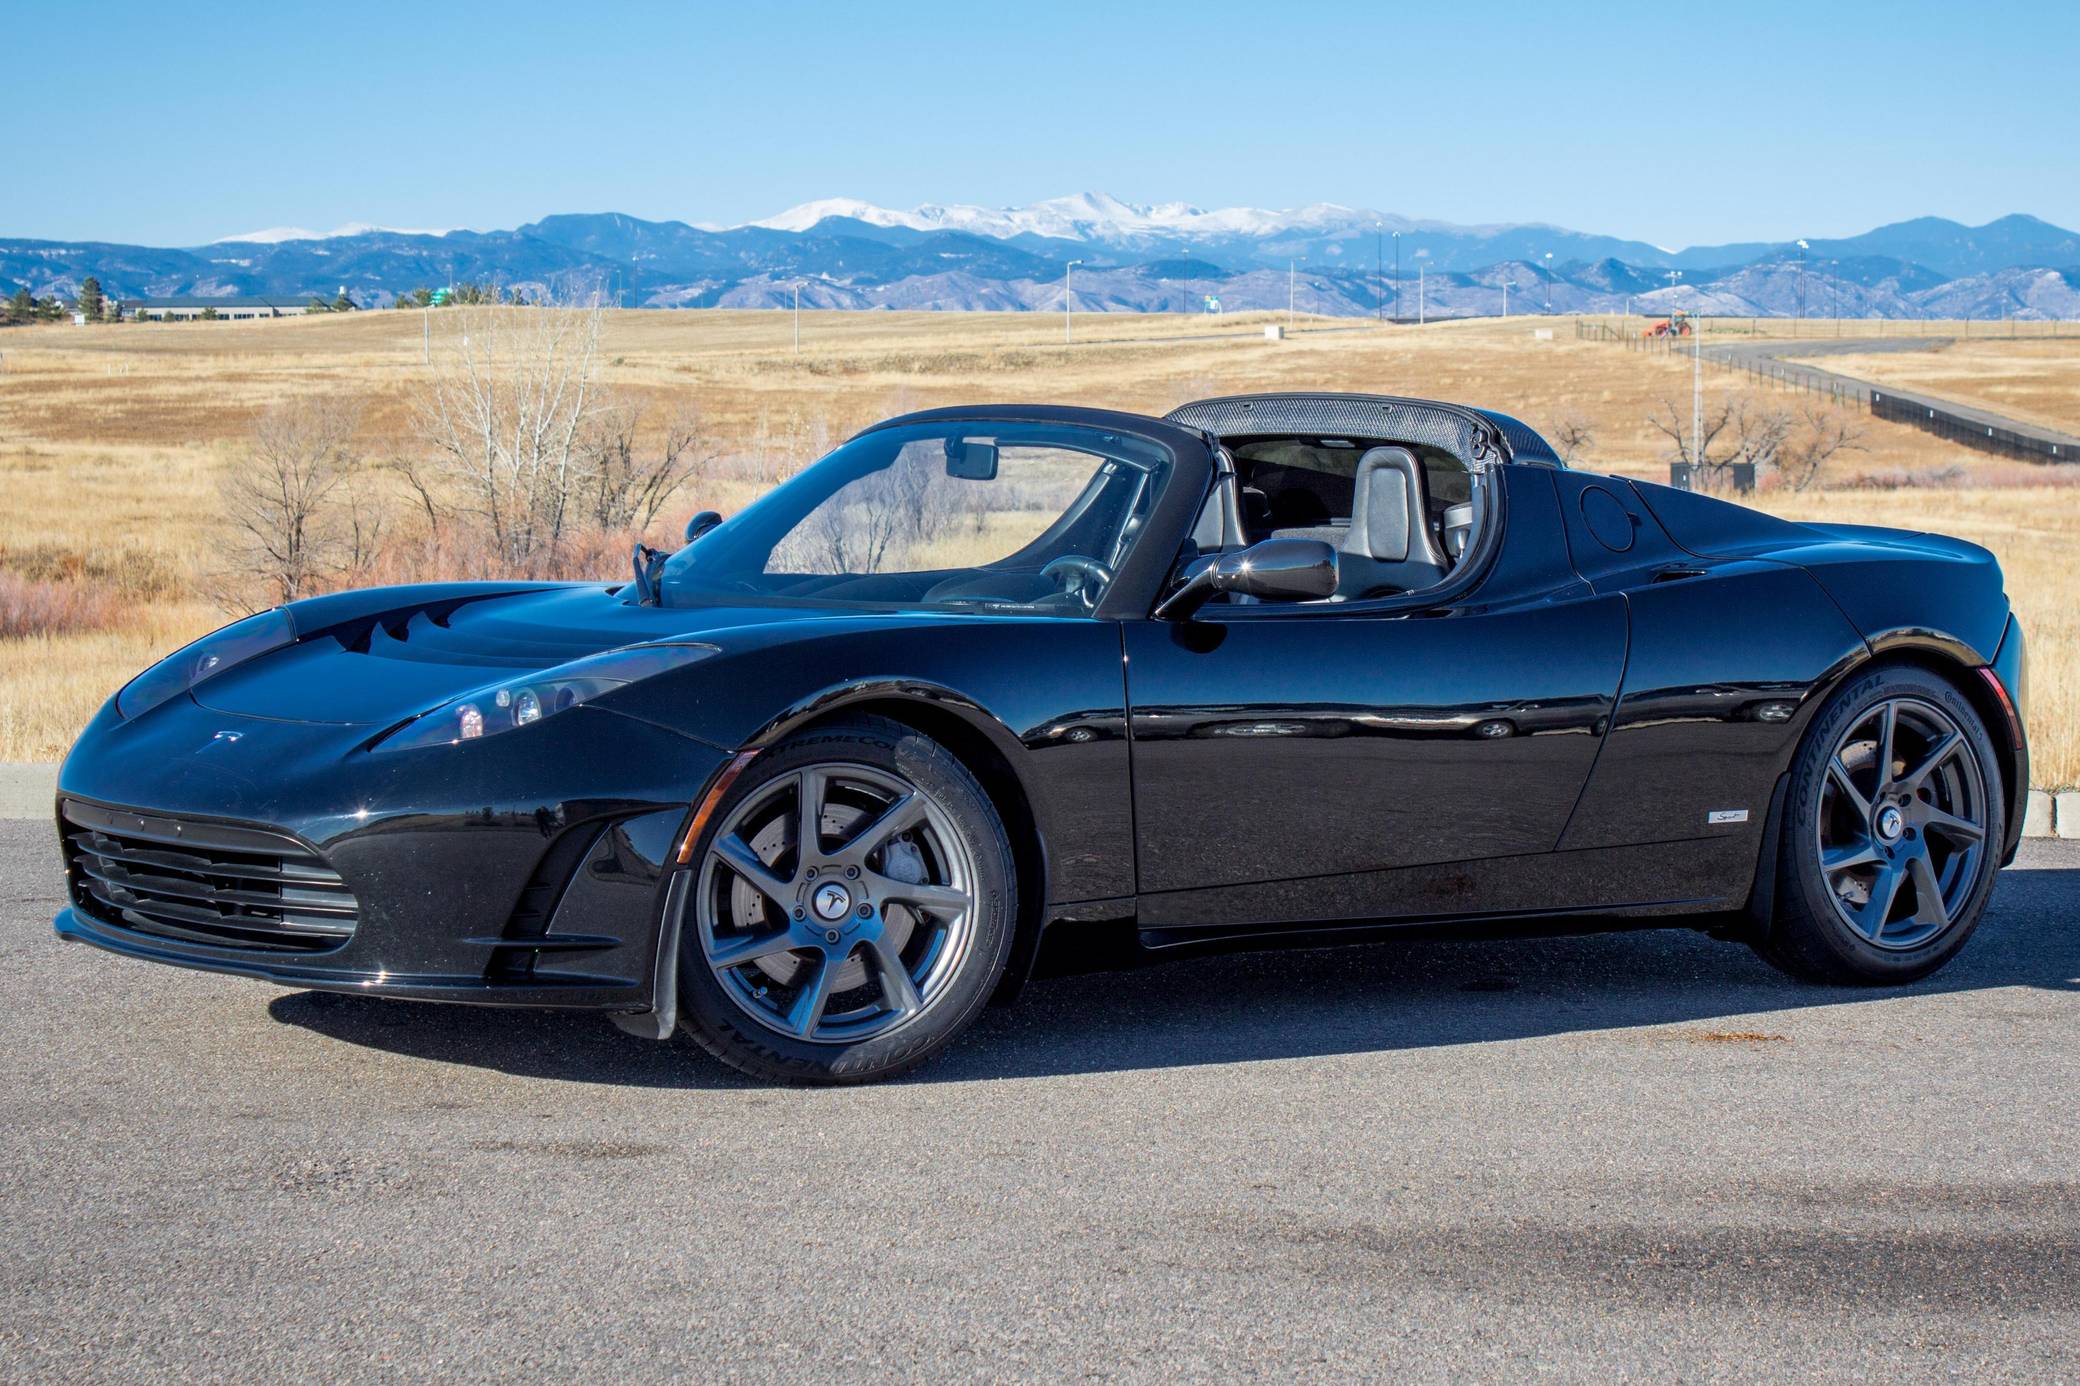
[6,288,33,322]
[77,276,104,320]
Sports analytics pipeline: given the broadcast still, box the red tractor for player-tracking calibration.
[1644,310,1694,338]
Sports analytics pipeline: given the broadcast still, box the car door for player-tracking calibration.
[1548,469,1870,901]
[1123,464,1628,931]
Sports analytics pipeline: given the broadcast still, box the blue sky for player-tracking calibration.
[11,0,2076,248]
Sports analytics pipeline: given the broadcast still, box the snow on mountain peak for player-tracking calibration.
[739,193,1388,243]
[214,222,462,245]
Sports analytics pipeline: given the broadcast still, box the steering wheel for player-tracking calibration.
[1040,555,1114,610]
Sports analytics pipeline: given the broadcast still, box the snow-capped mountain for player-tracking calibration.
[745,192,1397,243]
[215,222,466,245]
[5,200,2075,318]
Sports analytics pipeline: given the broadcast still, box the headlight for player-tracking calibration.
[372,643,719,753]
[117,608,297,720]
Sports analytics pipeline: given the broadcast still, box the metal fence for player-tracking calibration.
[1575,319,2075,464]
[1870,390,2074,464]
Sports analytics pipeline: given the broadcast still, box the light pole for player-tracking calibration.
[1542,251,1553,313]
[1392,231,1402,322]
[1418,264,1426,325]
[1374,222,1383,322]
[792,281,801,354]
[1502,275,1511,319]
[1692,299,1703,475]
[1064,259,1082,343]
[1288,259,1299,327]
[1794,239,1809,335]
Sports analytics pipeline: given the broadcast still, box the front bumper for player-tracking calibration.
[52,695,725,1012]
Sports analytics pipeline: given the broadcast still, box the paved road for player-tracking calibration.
[4,820,2077,1381]
[1702,336,2080,456]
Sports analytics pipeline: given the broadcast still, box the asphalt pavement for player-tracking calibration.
[3,819,2077,1382]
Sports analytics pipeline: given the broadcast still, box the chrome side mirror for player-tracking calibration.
[1155,537,1337,619]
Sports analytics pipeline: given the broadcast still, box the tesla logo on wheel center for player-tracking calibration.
[812,882,852,921]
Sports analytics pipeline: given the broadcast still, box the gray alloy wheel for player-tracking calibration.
[673,716,1016,1084]
[1757,664,2004,986]
[1813,696,1988,951]
[696,761,979,1044]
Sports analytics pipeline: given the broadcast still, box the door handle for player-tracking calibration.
[1651,565,1708,583]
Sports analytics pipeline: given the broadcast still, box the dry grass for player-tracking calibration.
[2,309,2076,783]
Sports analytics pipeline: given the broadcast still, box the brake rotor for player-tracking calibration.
[729,793,919,992]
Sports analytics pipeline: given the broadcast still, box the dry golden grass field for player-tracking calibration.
[1,309,2075,787]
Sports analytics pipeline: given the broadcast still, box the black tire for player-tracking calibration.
[1755,663,2004,985]
[674,716,1015,1084]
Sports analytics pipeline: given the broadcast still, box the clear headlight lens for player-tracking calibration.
[372,642,718,753]
[117,608,297,720]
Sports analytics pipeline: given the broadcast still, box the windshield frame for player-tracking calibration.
[656,405,1213,621]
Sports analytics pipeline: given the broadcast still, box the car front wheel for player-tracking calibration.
[673,716,1015,1083]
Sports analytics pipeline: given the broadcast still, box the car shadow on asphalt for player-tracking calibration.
[269,863,2080,1088]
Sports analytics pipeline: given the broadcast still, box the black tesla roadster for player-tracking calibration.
[54,394,2028,1083]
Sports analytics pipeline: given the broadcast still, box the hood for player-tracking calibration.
[191,584,865,726]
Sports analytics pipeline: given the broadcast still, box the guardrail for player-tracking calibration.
[1869,390,2073,464]
[1575,320,2074,463]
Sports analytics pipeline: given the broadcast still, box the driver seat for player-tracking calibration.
[1337,446,1448,598]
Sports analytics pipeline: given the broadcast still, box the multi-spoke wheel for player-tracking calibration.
[673,717,1015,1083]
[1760,665,2005,984]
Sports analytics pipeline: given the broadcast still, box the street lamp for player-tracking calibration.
[1392,230,1402,322]
[792,281,802,354]
[1288,259,1300,327]
[1064,259,1082,343]
[1374,222,1383,322]
[1794,239,1809,334]
[1542,251,1553,313]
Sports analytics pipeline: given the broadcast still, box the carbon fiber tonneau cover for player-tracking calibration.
[1163,393,1521,469]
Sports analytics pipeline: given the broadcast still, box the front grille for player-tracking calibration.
[61,799,358,953]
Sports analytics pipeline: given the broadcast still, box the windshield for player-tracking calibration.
[656,420,1175,613]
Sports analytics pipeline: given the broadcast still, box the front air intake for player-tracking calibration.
[61,799,358,954]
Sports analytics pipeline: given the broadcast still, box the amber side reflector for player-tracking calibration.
[1976,666,2024,751]
[677,750,761,865]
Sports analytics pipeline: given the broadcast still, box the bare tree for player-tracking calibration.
[1549,411,1596,464]
[408,295,606,573]
[1648,394,1864,491]
[218,398,370,605]
[582,399,704,533]
[1775,402,1866,491]
[1647,394,1790,490]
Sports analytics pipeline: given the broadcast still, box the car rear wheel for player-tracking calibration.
[1757,664,2003,985]
[674,716,1015,1083]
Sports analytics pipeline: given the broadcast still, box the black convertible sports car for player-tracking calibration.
[54,394,2028,1083]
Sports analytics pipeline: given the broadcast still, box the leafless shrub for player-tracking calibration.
[1849,463,1969,491]
[581,399,704,532]
[0,572,123,638]
[218,398,375,606]
[1549,411,1595,464]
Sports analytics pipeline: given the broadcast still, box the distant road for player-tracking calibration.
[1703,336,2080,456]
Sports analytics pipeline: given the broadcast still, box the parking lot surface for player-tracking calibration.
[3,820,2076,1381]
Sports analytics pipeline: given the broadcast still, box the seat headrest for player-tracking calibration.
[1346,446,1423,562]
